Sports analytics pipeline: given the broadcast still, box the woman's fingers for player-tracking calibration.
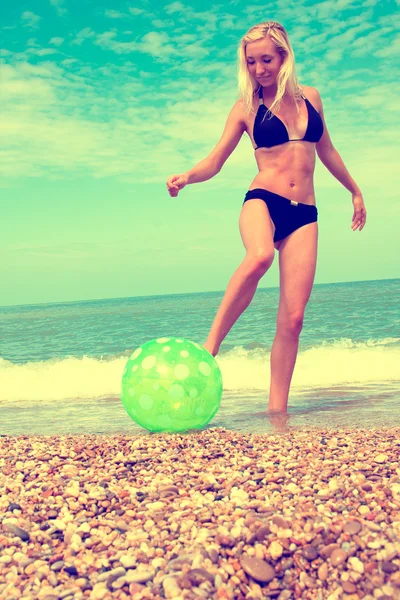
[166,175,179,196]
[351,209,367,231]
[166,174,188,197]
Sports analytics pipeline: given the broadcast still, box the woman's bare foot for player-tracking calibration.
[267,409,290,432]
[254,409,290,433]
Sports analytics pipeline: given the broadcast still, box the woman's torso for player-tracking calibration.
[242,85,320,206]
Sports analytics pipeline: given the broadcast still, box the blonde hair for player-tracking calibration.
[237,21,303,120]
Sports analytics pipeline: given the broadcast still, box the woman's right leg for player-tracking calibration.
[203,199,276,356]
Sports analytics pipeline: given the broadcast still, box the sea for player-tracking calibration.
[0,279,399,436]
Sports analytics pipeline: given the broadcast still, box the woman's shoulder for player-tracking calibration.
[234,98,253,122]
[232,98,247,117]
[301,85,320,102]
[301,84,319,96]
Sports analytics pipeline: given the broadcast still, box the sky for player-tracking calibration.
[1,0,399,307]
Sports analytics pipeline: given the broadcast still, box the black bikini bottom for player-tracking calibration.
[243,188,318,243]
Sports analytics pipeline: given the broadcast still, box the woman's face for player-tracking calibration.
[245,37,283,90]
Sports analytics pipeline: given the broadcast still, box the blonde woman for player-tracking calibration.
[166,22,367,413]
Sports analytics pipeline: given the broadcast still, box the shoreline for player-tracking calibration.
[1,427,400,599]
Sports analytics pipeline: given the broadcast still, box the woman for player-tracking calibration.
[166,21,367,414]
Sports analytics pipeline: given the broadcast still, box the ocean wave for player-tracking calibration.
[0,338,399,403]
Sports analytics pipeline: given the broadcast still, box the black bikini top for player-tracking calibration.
[253,86,324,150]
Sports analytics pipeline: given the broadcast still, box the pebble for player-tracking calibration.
[119,554,137,569]
[239,556,275,582]
[318,562,329,581]
[330,548,348,566]
[125,568,156,583]
[2,523,30,541]
[343,520,362,534]
[163,575,182,598]
[268,540,283,560]
[0,427,399,600]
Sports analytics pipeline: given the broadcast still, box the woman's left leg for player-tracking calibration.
[268,221,318,412]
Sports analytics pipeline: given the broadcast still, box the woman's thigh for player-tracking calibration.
[239,199,276,255]
[278,222,318,314]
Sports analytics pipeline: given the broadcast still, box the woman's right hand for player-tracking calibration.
[166,173,189,197]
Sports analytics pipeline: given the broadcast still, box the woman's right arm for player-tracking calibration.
[166,100,246,197]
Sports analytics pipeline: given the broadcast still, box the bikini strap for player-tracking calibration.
[258,86,264,105]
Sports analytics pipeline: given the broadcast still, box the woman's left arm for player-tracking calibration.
[312,88,367,232]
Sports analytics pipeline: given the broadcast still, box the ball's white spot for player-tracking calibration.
[189,388,198,398]
[142,355,156,370]
[128,388,135,397]
[163,346,171,352]
[168,384,185,400]
[131,365,138,372]
[192,342,203,350]
[131,347,142,360]
[199,362,211,376]
[153,383,160,390]
[195,406,204,416]
[180,350,189,358]
[175,339,184,343]
[139,394,154,410]
[174,364,190,380]
[157,365,169,376]
[156,337,170,343]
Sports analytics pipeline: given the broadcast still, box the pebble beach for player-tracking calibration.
[1,427,400,600]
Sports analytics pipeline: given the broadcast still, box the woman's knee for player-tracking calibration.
[246,250,274,277]
[277,310,304,337]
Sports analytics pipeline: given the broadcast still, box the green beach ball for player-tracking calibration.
[121,337,223,433]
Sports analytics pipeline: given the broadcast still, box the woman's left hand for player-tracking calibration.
[351,192,367,232]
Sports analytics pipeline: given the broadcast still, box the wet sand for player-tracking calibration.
[1,427,400,599]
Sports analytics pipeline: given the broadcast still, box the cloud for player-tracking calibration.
[374,34,400,59]
[137,31,176,59]
[72,28,96,46]
[49,0,67,17]
[49,37,64,46]
[128,8,149,16]
[105,9,126,19]
[164,2,186,14]
[92,30,178,61]
[0,2,397,200]
[21,12,41,29]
